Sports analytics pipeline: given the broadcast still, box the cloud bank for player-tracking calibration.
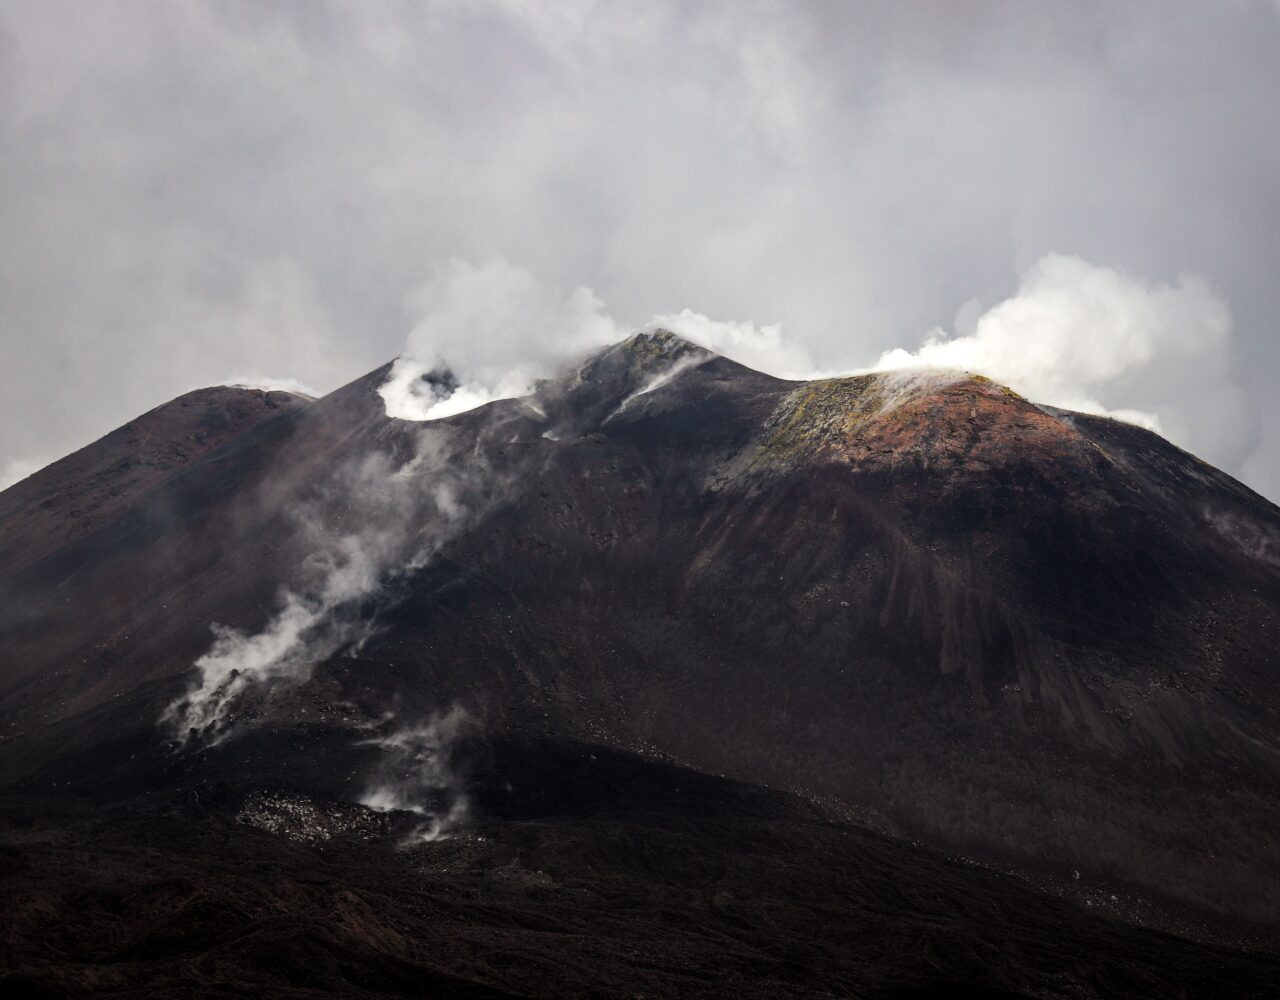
[2,2,1278,496]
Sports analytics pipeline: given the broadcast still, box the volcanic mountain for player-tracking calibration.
[2,332,1278,997]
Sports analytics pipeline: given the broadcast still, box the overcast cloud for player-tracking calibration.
[1,1,1278,498]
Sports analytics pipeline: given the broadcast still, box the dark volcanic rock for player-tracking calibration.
[1,331,1278,995]
[2,742,1278,999]
[0,385,311,574]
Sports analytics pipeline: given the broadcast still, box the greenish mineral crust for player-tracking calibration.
[758,375,883,466]
[753,371,1087,479]
[620,328,704,364]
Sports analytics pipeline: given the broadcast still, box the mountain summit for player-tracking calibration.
[2,332,1278,996]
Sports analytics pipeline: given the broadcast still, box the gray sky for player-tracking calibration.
[2,1,1279,499]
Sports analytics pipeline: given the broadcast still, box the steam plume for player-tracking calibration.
[164,431,489,743]
[377,253,1247,472]
[867,254,1244,453]
[379,259,620,421]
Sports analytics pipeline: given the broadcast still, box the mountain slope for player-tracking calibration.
[4,742,1278,999]
[1,331,1278,992]
[0,386,310,574]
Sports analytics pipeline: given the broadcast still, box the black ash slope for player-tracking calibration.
[1,332,1279,996]
[4,742,1278,999]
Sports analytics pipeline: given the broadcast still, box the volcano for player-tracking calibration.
[1,332,1278,998]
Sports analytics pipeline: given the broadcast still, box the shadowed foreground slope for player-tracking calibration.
[3,742,1278,999]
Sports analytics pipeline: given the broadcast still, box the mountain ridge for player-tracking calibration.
[2,332,1279,986]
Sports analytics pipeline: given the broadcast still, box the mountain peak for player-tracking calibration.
[578,328,715,382]
[622,327,713,360]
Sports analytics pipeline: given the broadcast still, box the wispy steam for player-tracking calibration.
[359,706,477,843]
[221,373,320,397]
[1204,507,1280,570]
[646,309,814,379]
[164,432,487,744]
[606,349,712,422]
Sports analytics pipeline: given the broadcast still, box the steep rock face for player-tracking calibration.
[0,386,315,756]
[0,386,311,573]
[1,332,1278,935]
[380,350,1280,926]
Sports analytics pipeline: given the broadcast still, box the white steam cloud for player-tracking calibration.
[868,254,1246,454]
[378,259,620,421]
[378,261,821,424]
[165,433,483,743]
[379,254,1247,473]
